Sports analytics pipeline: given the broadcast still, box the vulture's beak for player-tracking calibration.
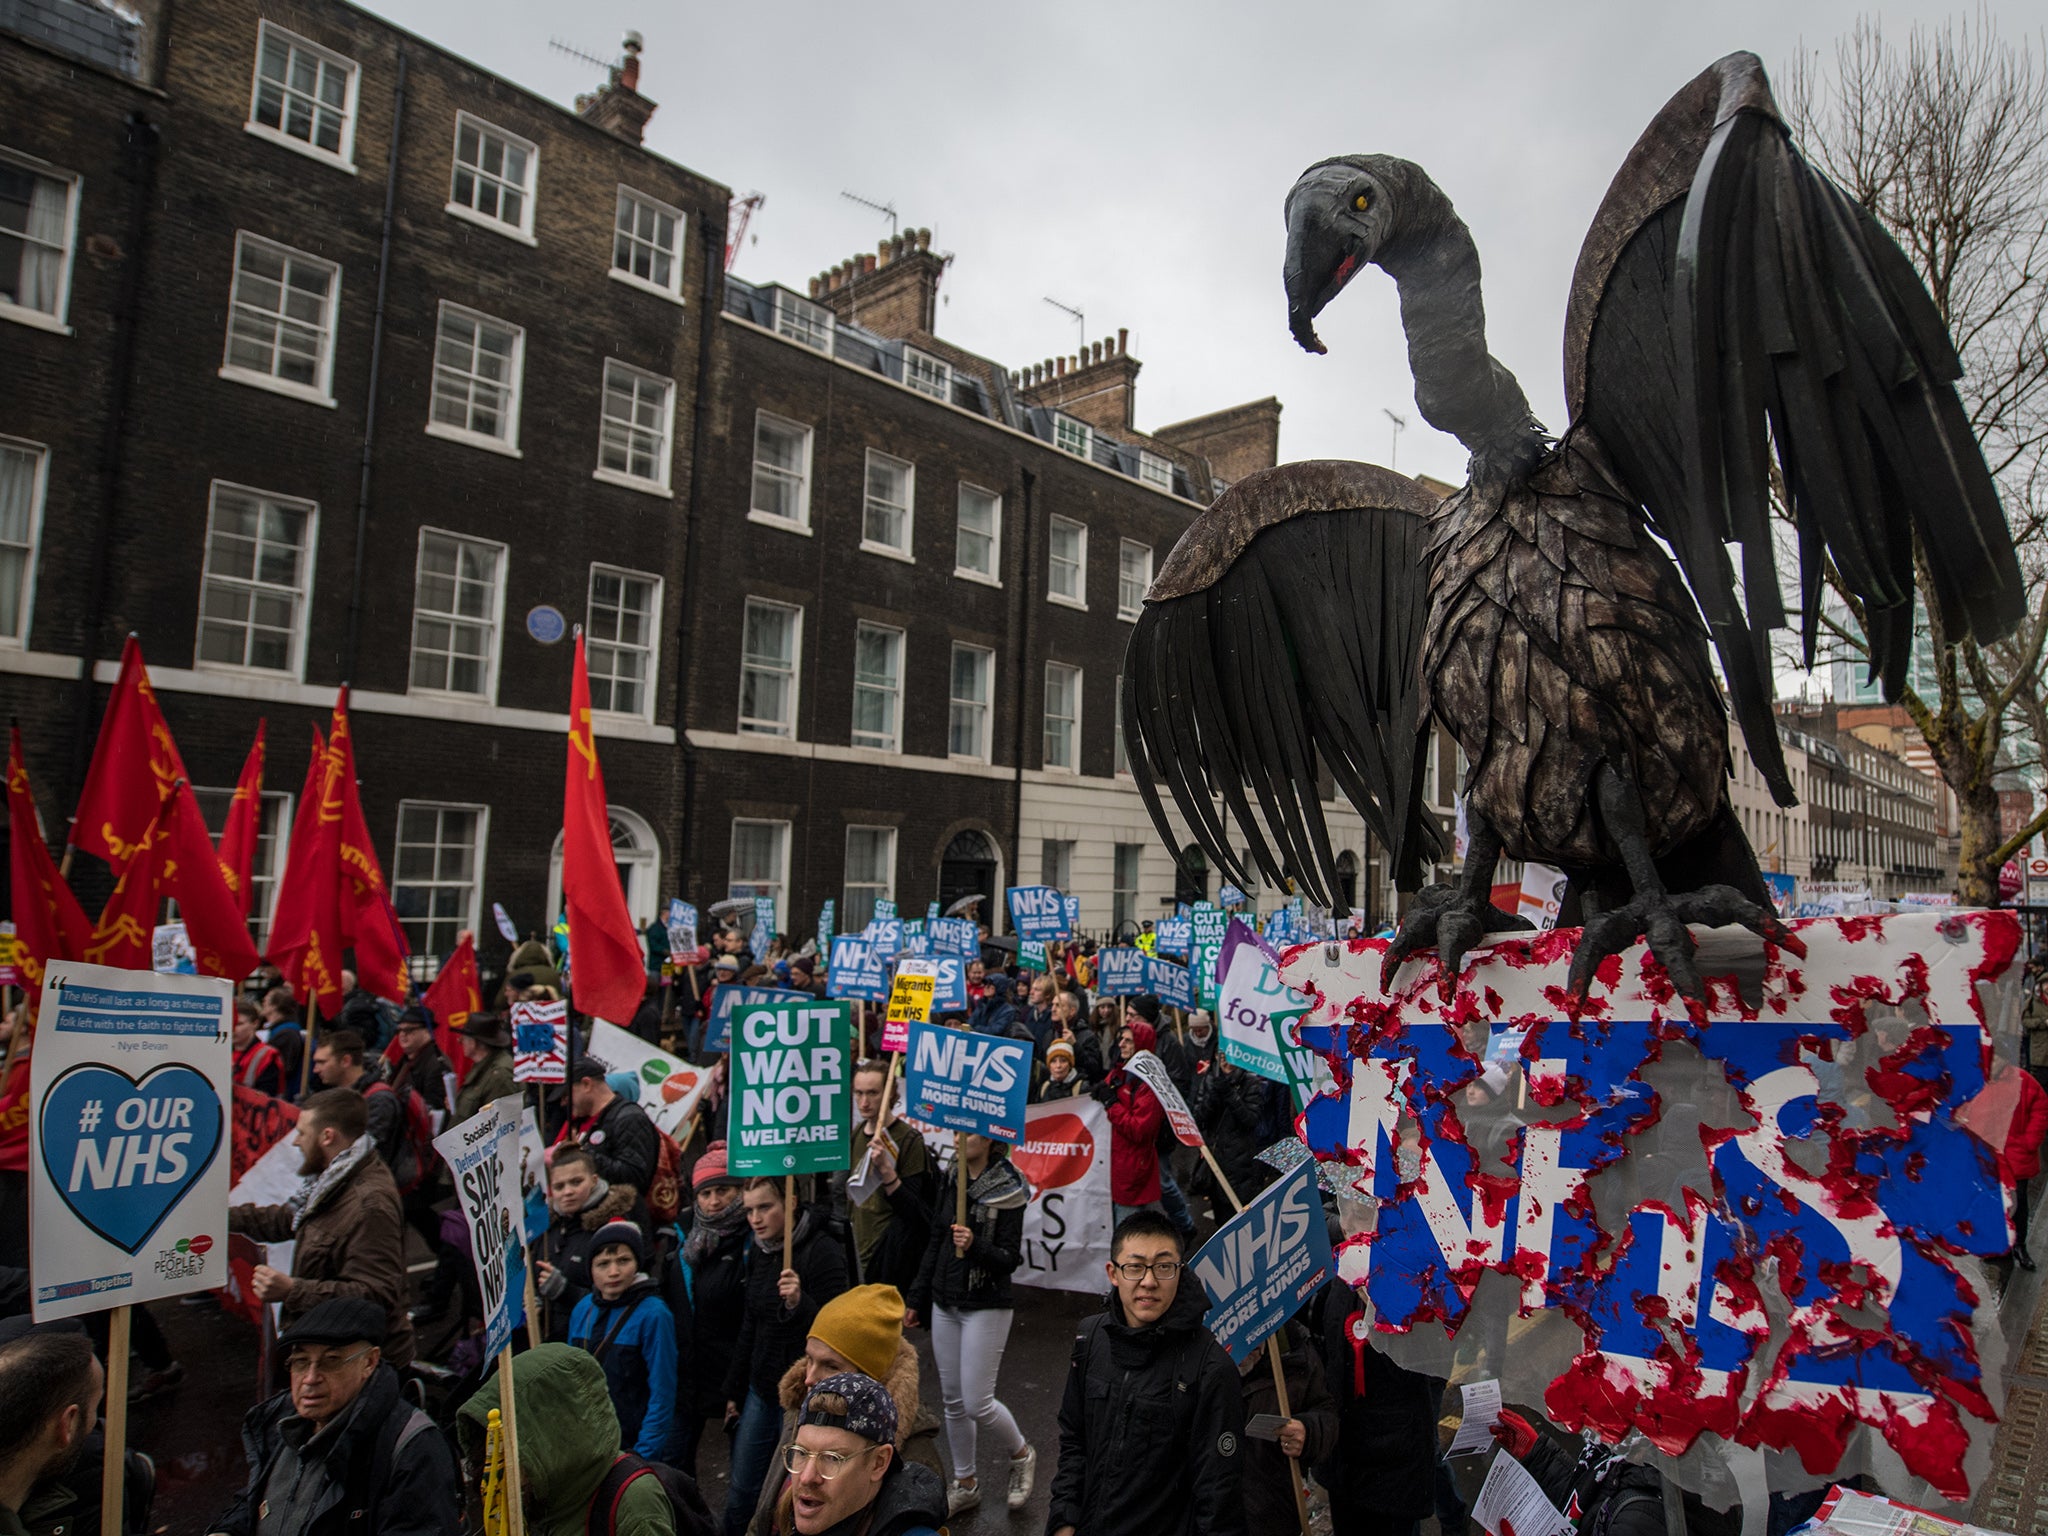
[1284,164,1369,355]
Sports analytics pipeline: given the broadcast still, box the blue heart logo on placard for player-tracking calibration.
[39,1063,222,1255]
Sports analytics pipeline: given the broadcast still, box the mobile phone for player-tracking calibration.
[1245,1414,1286,1442]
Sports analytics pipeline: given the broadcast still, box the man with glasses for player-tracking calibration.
[207,1297,458,1536]
[773,1373,945,1536]
[1046,1210,1246,1536]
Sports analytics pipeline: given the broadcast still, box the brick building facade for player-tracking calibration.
[2,0,726,969]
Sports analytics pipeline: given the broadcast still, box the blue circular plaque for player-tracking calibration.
[526,605,567,644]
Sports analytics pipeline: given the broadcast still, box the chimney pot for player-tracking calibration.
[1089,341,1102,364]
[808,276,821,298]
[619,31,642,91]
[1117,326,1129,355]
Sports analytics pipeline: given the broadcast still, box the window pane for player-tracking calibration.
[410,532,500,695]
[227,237,335,393]
[393,803,483,958]
[729,820,788,905]
[197,485,312,672]
[450,115,535,231]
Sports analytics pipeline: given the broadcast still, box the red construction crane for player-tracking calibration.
[726,192,764,271]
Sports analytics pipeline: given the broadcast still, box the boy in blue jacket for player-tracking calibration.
[567,1218,681,1462]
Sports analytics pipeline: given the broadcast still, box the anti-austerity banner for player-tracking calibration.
[905,1020,1031,1143]
[927,917,979,959]
[728,997,852,1177]
[31,962,232,1320]
[1094,946,1150,997]
[433,1094,528,1358]
[1189,1158,1333,1364]
[510,998,568,1083]
[585,1022,712,1138]
[1014,1095,1113,1293]
[1146,956,1194,1011]
[828,935,893,1004]
[1189,902,1227,1007]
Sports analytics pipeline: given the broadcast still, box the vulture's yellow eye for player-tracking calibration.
[1355,193,1371,211]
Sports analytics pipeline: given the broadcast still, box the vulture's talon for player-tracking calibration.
[1381,882,1532,994]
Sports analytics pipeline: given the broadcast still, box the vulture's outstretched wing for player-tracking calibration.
[1122,460,1444,912]
[1565,52,2025,804]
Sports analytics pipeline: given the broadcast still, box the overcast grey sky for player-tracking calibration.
[366,0,2030,488]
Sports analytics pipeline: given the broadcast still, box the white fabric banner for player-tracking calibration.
[1014,1095,1114,1294]
[586,1021,713,1138]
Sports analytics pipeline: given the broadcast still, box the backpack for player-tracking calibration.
[365,1080,436,1196]
[644,1126,685,1225]
[584,1451,718,1536]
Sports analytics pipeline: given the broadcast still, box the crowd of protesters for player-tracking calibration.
[1,916,1605,1536]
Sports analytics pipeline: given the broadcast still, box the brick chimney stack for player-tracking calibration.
[1011,328,1141,433]
[577,32,657,145]
[804,228,949,338]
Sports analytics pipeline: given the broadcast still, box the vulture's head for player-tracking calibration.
[1283,154,1429,354]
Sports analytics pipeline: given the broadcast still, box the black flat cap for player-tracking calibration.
[276,1297,387,1350]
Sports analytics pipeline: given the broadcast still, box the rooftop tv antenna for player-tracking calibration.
[1043,296,1085,350]
[840,190,899,240]
[548,35,616,73]
[1382,408,1408,472]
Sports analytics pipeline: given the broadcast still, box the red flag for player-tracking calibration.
[7,726,90,1000]
[267,725,343,1018]
[329,692,410,1002]
[562,631,646,1024]
[422,933,484,1083]
[159,780,263,980]
[218,721,266,920]
[72,635,189,870]
[84,790,167,971]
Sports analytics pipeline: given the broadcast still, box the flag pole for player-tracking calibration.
[99,1304,131,1536]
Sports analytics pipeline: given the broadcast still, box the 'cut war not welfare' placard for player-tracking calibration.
[728,998,853,1176]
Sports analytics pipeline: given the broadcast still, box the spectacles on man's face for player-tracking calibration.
[1115,1259,1181,1282]
[782,1443,880,1479]
[288,1344,374,1378]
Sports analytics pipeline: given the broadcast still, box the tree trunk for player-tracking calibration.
[1954,775,2007,907]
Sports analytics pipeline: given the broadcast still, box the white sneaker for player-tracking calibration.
[948,1479,982,1516]
[1007,1445,1037,1511]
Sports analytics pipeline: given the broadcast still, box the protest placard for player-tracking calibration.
[0,921,21,986]
[1219,882,1249,908]
[1007,885,1071,944]
[728,997,852,1177]
[1190,902,1227,1007]
[510,998,568,1083]
[816,899,835,952]
[1062,895,1082,933]
[1188,1159,1333,1364]
[31,961,232,1321]
[896,920,929,958]
[883,959,937,1052]
[1094,946,1150,997]
[434,1093,529,1358]
[1217,920,1311,1083]
[905,1020,1031,1143]
[493,902,520,945]
[829,935,893,1004]
[667,898,698,956]
[928,955,969,1013]
[150,922,195,975]
[874,897,897,921]
[1155,914,1191,959]
[705,984,815,1054]
[1146,956,1194,1010]
[1016,940,1048,972]
[1015,1095,1113,1293]
[864,915,903,954]
[586,1021,712,1139]
[928,916,979,958]
[1123,1050,1202,1147]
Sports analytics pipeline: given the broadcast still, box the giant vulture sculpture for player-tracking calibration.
[1121,53,2025,1001]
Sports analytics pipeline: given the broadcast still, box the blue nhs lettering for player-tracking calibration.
[69,1095,198,1192]
[911,1028,1022,1095]
[1192,1172,1315,1300]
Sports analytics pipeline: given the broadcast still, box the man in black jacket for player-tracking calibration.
[1047,1210,1246,1536]
[849,1060,934,1291]
[565,1055,661,1192]
[721,1179,851,1536]
[208,1297,459,1536]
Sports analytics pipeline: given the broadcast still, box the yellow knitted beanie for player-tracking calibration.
[809,1284,905,1383]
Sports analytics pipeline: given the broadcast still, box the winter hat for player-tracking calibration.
[590,1219,646,1265]
[800,1372,898,1447]
[277,1296,387,1349]
[713,955,741,973]
[808,1284,905,1383]
[693,1141,735,1189]
[1047,1040,1076,1068]
[1128,994,1162,1025]
[568,1055,613,1083]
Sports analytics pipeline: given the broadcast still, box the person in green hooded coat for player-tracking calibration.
[456,1344,674,1536]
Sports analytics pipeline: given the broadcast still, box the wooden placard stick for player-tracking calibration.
[496,1347,527,1536]
[99,1305,130,1536]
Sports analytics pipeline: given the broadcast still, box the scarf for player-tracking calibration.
[683,1200,747,1267]
[286,1134,372,1233]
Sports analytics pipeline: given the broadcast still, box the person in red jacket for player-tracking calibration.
[2002,1065,2048,1270]
[1090,1020,1165,1222]
[232,998,285,1098]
